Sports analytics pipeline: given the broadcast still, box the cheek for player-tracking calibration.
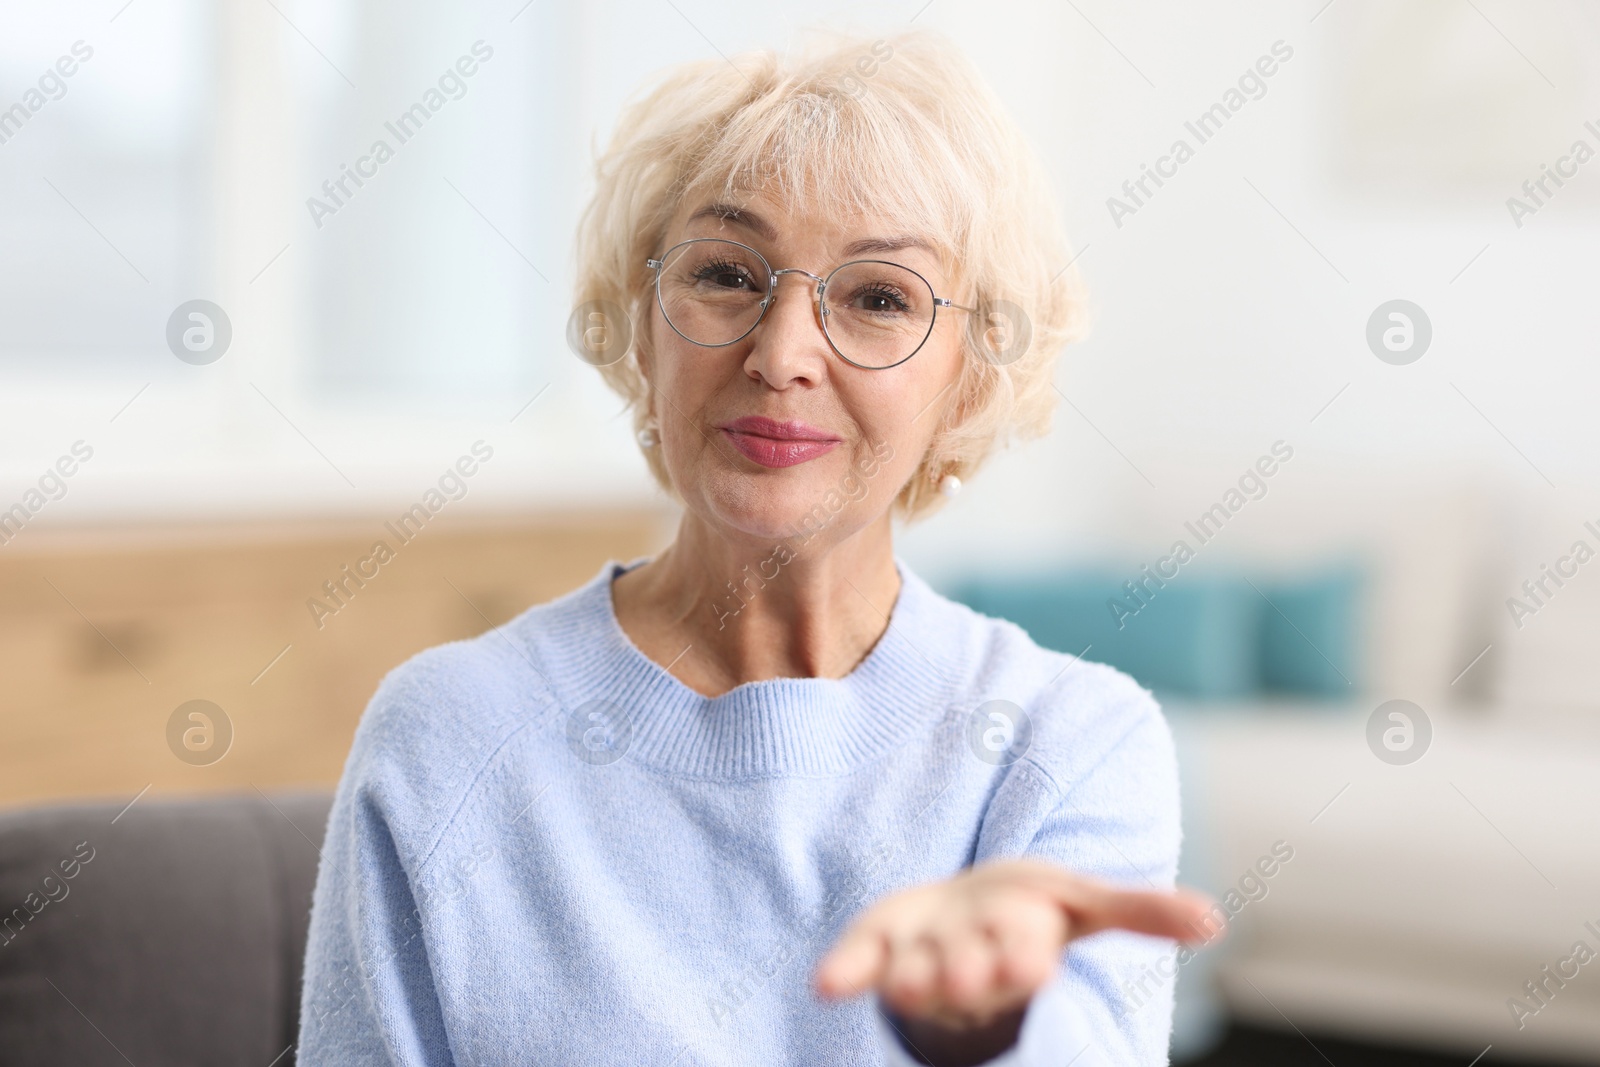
[832,416,918,506]
[649,333,738,479]
[850,348,961,458]
[651,330,718,417]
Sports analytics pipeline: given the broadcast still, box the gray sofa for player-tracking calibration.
[0,791,332,1066]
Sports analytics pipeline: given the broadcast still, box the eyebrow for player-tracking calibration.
[685,202,938,261]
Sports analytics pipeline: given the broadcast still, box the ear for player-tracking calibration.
[630,302,656,390]
[633,297,660,419]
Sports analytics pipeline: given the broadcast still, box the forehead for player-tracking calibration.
[669,195,952,283]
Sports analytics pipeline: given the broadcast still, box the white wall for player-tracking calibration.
[5,0,1599,632]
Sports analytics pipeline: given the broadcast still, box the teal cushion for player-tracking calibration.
[946,564,1365,702]
[1257,566,1363,697]
[948,571,1261,700]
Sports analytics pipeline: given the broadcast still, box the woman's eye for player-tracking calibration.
[695,262,755,290]
[856,288,908,314]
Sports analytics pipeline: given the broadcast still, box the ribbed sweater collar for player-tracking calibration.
[529,557,968,778]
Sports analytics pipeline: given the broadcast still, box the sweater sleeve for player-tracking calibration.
[874,696,1185,1067]
[297,738,458,1065]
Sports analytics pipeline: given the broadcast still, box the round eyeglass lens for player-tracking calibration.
[656,239,771,346]
[820,260,936,369]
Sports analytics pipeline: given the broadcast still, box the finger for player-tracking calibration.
[987,909,1062,996]
[935,925,996,1009]
[881,934,940,1018]
[1177,895,1230,946]
[1071,886,1220,943]
[938,924,1044,1026]
[815,926,889,999]
[1002,863,1222,943]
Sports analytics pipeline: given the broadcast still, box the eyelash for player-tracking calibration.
[692,260,912,314]
[851,284,911,313]
[694,259,758,288]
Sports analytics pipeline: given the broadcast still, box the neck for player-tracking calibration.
[610,511,902,697]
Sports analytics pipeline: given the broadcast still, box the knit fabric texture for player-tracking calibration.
[297,556,1184,1065]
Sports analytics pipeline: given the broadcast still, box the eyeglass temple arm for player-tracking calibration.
[936,297,977,312]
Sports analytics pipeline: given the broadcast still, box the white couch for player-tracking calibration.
[1169,700,1600,1063]
[1163,473,1600,1063]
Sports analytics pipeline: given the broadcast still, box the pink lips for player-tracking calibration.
[718,416,841,469]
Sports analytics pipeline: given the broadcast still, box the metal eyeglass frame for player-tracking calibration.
[646,237,975,370]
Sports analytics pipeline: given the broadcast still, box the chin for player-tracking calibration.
[693,463,856,546]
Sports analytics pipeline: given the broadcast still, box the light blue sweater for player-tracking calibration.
[298,557,1184,1066]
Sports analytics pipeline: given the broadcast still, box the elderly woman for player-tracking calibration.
[299,29,1217,1067]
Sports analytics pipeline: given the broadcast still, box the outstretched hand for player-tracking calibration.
[813,858,1222,1036]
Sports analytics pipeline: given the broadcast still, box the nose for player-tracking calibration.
[742,271,831,389]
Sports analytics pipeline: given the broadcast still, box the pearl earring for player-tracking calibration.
[938,470,962,498]
[637,424,659,448]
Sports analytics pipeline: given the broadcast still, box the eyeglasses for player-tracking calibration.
[646,238,973,370]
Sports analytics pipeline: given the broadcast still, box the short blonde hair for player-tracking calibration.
[573,28,1084,521]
